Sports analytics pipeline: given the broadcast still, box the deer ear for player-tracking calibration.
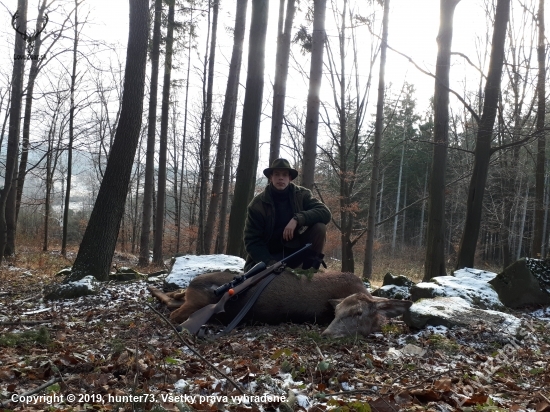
[328,298,343,309]
[375,299,412,318]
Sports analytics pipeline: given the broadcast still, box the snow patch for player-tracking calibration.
[165,254,245,288]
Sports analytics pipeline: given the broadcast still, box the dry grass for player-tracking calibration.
[2,242,503,290]
[325,245,503,288]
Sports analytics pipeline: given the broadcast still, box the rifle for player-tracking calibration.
[180,243,312,335]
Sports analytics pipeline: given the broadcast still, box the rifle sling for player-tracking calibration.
[219,272,279,336]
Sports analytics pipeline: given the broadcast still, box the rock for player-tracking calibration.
[44,276,101,300]
[165,254,246,289]
[372,273,415,299]
[410,268,503,310]
[372,284,411,300]
[404,297,521,337]
[489,258,550,308]
[383,272,415,288]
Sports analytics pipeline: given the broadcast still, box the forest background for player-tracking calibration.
[0,0,548,282]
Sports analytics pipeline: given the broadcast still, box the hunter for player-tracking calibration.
[243,158,331,272]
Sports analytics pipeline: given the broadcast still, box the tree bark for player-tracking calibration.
[269,0,296,163]
[61,0,79,258]
[455,0,510,269]
[198,0,219,254]
[226,0,269,257]
[153,0,175,265]
[204,0,247,254]
[0,0,27,263]
[301,0,327,189]
[532,0,546,257]
[176,16,193,254]
[423,0,460,281]
[138,0,163,266]
[363,0,390,279]
[15,0,48,225]
[65,0,149,282]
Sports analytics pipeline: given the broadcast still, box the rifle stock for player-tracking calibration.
[180,243,311,334]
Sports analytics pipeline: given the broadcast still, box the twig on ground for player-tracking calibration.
[538,392,550,404]
[0,320,54,326]
[145,302,248,396]
[0,377,61,408]
[404,368,462,390]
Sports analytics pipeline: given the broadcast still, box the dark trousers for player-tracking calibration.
[271,223,326,268]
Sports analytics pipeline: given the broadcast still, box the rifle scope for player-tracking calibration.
[214,261,267,297]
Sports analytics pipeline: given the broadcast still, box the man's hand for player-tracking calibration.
[283,218,298,241]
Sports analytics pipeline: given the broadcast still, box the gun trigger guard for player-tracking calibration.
[275,264,286,273]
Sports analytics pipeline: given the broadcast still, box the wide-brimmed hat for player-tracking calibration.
[263,158,298,180]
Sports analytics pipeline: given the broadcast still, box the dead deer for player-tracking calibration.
[149,270,411,337]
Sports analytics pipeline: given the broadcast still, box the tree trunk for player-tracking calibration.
[419,165,428,247]
[455,0,510,269]
[392,127,406,253]
[0,84,12,155]
[363,0,390,279]
[176,15,193,254]
[516,183,529,260]
[301,0,327,189]
[138,0,162,266]
[226,0,269,257]
[204,0,247,254]
[65,0,149,282]
[198,0,219,254]
[15,0,47,225]
[532,0,546,257]
[423,0,460,281]
[153,0,175,265]
[269,0,296,163]
[542,171,549,257]
[218,103,238,254]
[61,0,79,258]
[0,0,27,263]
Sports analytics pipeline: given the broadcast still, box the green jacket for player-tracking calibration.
[243,183,331,271]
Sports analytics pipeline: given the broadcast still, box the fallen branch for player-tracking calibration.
[0,320,54,326]
[0,377,61,408]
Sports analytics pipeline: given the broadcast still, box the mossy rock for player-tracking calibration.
[44,276,101,300]
[383,272,415,288]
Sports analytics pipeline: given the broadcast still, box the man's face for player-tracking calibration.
[270,169,291,190]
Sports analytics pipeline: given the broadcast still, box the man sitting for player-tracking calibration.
[243,158,331,272]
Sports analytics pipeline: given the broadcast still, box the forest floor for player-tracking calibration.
[0,248,549,412]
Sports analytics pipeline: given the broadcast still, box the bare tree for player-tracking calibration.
[138,0,163,266]
[269,0,296,163]
[0,0,27,262]
[423,0,461,280]
[198,0,220,255]
[153,0,175,265]
[363,0,390,279]
[226,0,269,257]
[301,0,327,189]
[532,0,546,257]
[455,0,511,269]
[64,0,149,282]
[204,0,248,254]
[15,0,50,224]
[61,0,81,257]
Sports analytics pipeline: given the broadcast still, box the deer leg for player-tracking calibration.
[147,285,185,309]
